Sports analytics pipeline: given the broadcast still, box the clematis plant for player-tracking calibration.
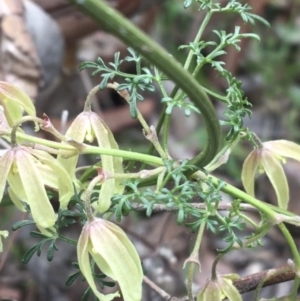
[242,139,300,210]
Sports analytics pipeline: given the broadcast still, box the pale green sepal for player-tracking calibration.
[221,278,242,301]
[0,81,36,126]
[12,148,56,227]
[197,280,222,301]
[103,122,124,195]
[261,152,289,209]
[77,224,120,301]
[0,230,9,253]
[264,140,300,162]
[0,150,14,201]
[241,150,259,196]
[29,149,73,210]
[90,114,115,213]
[7,187,26,211]
[90,220,142,301]
[104,221,143,279]
[57,112,89,181]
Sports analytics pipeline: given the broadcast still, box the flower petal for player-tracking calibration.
[30,149,73,210]
[0,81,36,126]
[89,219,143,301]
[12,147,56,227]
[221,278,242,301]
[264,140,300,162]
[197,280,222,301]
[102,122,124,195]
[90,114,116,213]
[0,149,14,201]
[261,151,289,209]
[57,112,90,180]
[77,223,119,301]
[241,150,260,196]
[7,187,26,211]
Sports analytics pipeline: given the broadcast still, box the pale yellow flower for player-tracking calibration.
[0,146,73,228]
[77,218,143,301]
[197,273,241,301]
[58,111,124,213]
[242,140,300,210]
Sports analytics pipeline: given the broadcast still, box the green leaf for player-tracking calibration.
[22,244,42,264]
[47,240,58,261]
[12,220,35,231]
[65,271,81,286]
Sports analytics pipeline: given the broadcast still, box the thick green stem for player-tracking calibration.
[65,0,221,167]
[3,129,164,166]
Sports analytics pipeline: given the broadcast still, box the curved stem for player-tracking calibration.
[277,223,300,300]
[66,0,221,167]
[84,85,100,111]
[10,116,42,147]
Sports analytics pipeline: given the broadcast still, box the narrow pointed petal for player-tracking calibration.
[104,221,143,279]
[264,140,300,162]
[241,150,260,196]
[102,122,124,195]
[261,151,289,209]
[90,115,115,213]
[90,220,142,301]
[77,224,119,301]
[7,187,26,211]
[13,148,56,227]
[58,112,90,178]
[30,149,73,210]
[221,278,242,301]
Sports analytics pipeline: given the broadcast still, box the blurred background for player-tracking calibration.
[1,0,300,300]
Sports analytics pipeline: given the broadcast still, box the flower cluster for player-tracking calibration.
[0,82,142,301]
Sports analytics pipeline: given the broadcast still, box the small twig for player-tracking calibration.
[130,202,258,213]
[233,264,295,294]
[143,275,173,301]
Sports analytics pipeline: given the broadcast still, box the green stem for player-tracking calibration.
[3,129,164,166]
[183,11,213,71]
[187,222,206,301]
[208,175,276,218]
[58,235,77,246]
[211,253,224,280]
[66,0,221,167]
[162,115,171,154]
[84,85,100,111]
[277,223,300,300]
[10,116,42,147]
